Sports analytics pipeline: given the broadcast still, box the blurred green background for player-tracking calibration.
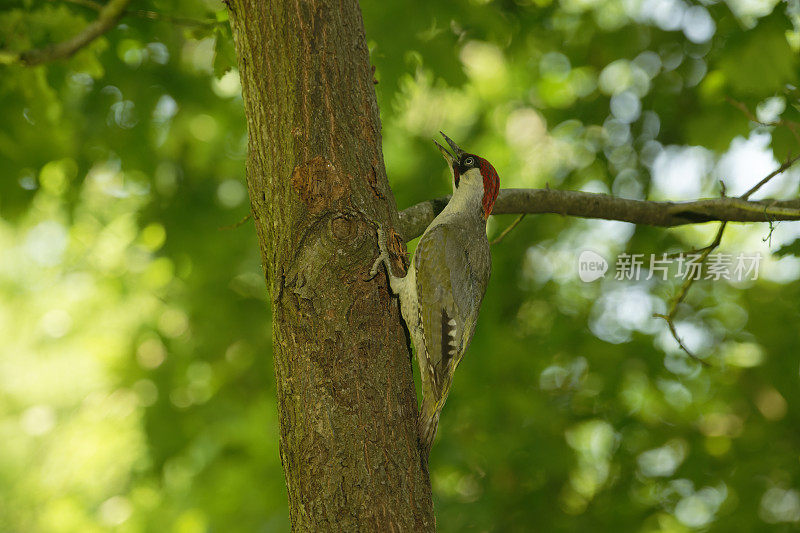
[2,0,800,531]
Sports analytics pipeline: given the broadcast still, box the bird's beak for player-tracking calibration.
[434,139,454,167]
[440,131,465,157]
[433,131,464,167]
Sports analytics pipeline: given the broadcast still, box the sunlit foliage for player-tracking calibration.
[2,0,800,530]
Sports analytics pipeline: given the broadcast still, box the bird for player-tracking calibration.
[370,132,499,458]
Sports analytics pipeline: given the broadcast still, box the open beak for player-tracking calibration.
[433,131,464,167]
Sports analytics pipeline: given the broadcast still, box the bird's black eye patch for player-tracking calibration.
[464,156,475,167]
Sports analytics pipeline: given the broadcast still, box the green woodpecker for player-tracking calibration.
[370,132,499,458]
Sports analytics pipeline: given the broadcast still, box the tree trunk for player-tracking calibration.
[226,0,435,530]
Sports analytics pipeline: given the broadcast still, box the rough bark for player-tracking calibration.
[226,0,434,530]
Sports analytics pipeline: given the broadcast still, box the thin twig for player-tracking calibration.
[653,314,711,367]
[788,123,800,148]
[741,153,800,200]
[762,203,777,246]
[653,223,725,366]
[726,96,772,126]
[52,0,221,29]
[219,213,252,231]
[490,214,526,245]
[726,96,800,131]
[670,223,727,310]
[127,9,221,28]
[56,0,102,9]
[727,96,800,151]
[1,0,131,66]
[657,149,800,363]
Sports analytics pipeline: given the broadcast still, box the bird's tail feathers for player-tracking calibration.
[418,394,441,460]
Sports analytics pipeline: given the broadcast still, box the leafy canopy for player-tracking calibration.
[1,0,800,531]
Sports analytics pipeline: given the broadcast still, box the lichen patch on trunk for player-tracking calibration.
[291,155,350,214]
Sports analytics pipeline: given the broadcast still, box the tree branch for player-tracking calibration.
[651,153,800,364]
[0,0,130,66]
[54,0,222,29]
[727,96,800,147]
[397,189,800,242]
[490,213,526,245]
[741,153,800,200]
[654,221,726,367]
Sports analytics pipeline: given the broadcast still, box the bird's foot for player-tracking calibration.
[366,225,390,281]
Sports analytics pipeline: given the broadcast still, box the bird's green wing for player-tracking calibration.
[414,223,490,395]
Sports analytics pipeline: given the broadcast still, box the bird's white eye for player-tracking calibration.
[464,157,474,166]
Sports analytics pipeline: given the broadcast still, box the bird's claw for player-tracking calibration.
[375,226,390,256]
[367,253,387,281]
[365,225,390,281]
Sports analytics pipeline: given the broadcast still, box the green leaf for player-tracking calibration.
[774,237,800,257]
[769,101,800,160]
[213,26,236,79]
[684,105,750,152]
[718,11,797,97]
